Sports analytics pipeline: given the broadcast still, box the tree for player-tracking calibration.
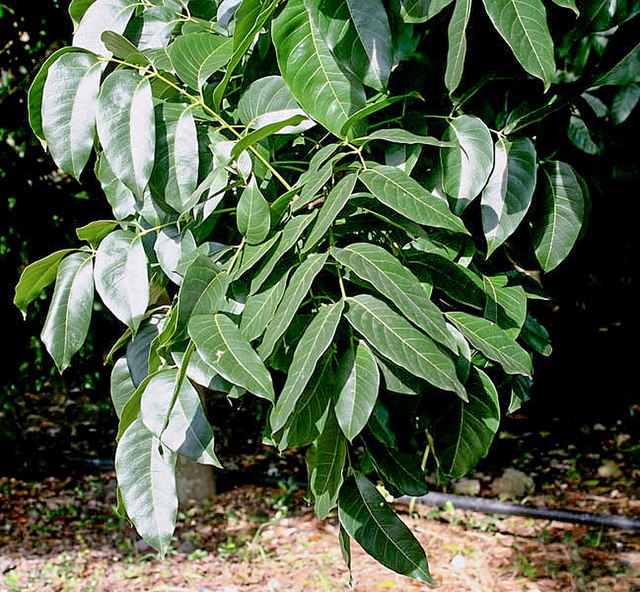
[15,0,639,583]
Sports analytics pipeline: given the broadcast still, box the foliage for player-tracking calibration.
[16,0,639,582]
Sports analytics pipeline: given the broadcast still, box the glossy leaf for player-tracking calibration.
[231,115,307,158]
[345,295,466,398]
[236,177,272,245]
[339,474,435,585]
[533,161,585,272]
[445,0,472,93]
[481,137,536,256]
[189,313,275,402]
[272,0,366,137]
[168,33,232,90]
[612,84,640,125]
[41,252,95,372]
[73,0,136,55]
[484,275,527,339]
[399,0,454,22]
[551,0,579,14]
[111,357,136,419]
[76,220,119,247]
[240,270,290,342]
[95,154,138,219]
[94,230,149,332]
[356,128,456,148]
[367,440,428,496]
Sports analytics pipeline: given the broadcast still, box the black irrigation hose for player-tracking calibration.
[396,492,640,532]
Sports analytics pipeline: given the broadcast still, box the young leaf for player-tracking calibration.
[339,474,435,585]
[237,177,271,245]
[446,311,533,376]
[270,300,344,432]
[481,137,536,256]
[481,0,556,88]
[441,115,494,213]
[345,295,467,399]
[41,52,102,180]
[188,313,275,402]
[272,0,366,137]
[360,164,469,234]
[445,0,472,93]
[240,270,291,342]
[168,33,233,90]
[111,357,136,419]
[115,418,177,556]
[73,0,136,55]
[41,252,95,373]
[533,161,585,272]
[94,230,149,332]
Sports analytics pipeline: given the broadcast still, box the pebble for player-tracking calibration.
[450,554,467,570]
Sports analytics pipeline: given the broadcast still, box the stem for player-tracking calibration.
[226,237,246,274]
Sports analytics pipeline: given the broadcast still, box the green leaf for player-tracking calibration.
[95,154,138,220]
[334,341,380,441]
[233,116,309,160]
[367,440,428,496]
[550,0,579,15]
[338,474,435,585]
[76,220,119,247]
[368,399,398,448]
[115,418,177,556]
[236,177,271,245]
[433,367,500,478]
[441,115,494,213]
[481,137,536,256]
[520,315,552,356]
[507,375,532,413]
[333,243,458,351]
[533,161,585,272]
[594,42,640,87]
[189,313,275,402]
[309,411,347,519]
[309,0,393,91]
[270,300,344,432]
[483,275,527,339]
[258,252,329,359]
[240,270,290,342]
[96,70,156,200]
[272,0,367,137]
[345,295,466,398]
[355,128,456,148]
[41,52,102,180]
[568,111,599,155]
[399,0,454,22]
[73,0,137,56]
[140,368,221,466]
[94,230,149,332]
[233,234,280,279]
[168,33,233,90]
[101,31,149,63]
[303,174,357,252]
[446,311,533,376]
[111,357,136,419]
[481,0,555,88]
[14,249,75,316]
[41,252,95,373]
[69,0,96,29]
[612,84,640,125]
[360,164,469,234]
[445,0,472,93]
[136,3,181,50]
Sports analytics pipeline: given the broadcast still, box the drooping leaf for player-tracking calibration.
[236,176,271,245]
[115,418,177,556]
[507,375,532,413]
[339,474,435,585]
[441,115,494,213]
[272,0,367,137]
[168,33,233,90]
[345,295,466,398]
[73,0,136,55]
[111,357,136,419]
[96,70,156,199]
[481,0,556,88]
[76,220,119,247]
[520,315,552,356]
[270,300,344,432]
[41,252,95,372]
[360,163,469,234]
[445,0,472,93]
[367,440,428,496]
[481,137,536,256]
[399,0,454,22]
[240,270,290,342]
[189,313,275,402]
[154,227,197,286]
[446,311,533,376]
[233,234,280,279]
[126,319,160,386]
[95,154,138,219]
[483,275,527,339]
[611,83,640,125]
[94,230,149,332]
[533,161,585,272]
[432,367,500,478]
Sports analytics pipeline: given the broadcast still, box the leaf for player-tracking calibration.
[233,234,280,279]
[73,0,137,56]
[550,0,579,15]
[520,315,552,356]
[189,313,275,402]
[69,0,96,29]
[135,3,181,50]
[309,411,347,519]
[76,220,119,247]
[483,275,527,338]
[303,174,357,252]
[441,115,494,213]
[14,249,75,316]
[154,227,196,286]
[168,33,233,90]
[95,154,138,220]
[101,31,149,63]
[445,0,472,93]
[334,341,380,441]
[399,0,454,22]
[433,367,500,478]
[232,116,308,160]
[533,161,585,272]
[272,0,366,137]
[333,243,457,351]
[367,440,428,496]
[111,358,136,419]
[481,137,536,256]
[115,418,177,556]
[96,70,156,200]
[595,42,640,87]
[481,0,555,88]
[345,295,466,398]
[446,311,533,376]
[40,52,102,180]
[356,128,456,148]
[240,270,290,342]
[339,474,435,585]
[270,300,344,432]
[507,375,532,413]
[309,0,393,91]
[612,83,640,125]
[126,320,159,387]
[360,164,469,234]
[568,111,599,155]
[236,177,272,244]
[41,252,95,372]
[94,230,149,332]
[140,368,221,466]
[258,252,329,359]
